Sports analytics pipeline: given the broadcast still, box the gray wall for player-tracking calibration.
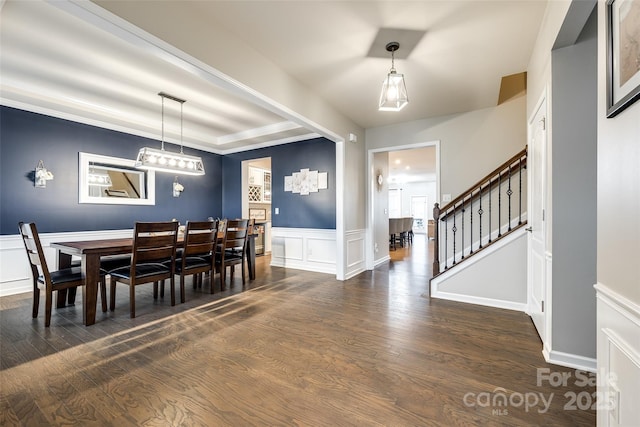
[550,6,598,358]
[366,96,527,202]
[373,151,389,264]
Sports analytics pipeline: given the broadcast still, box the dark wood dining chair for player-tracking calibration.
[18,222,107,327]
[173,220,219,301]
[108,221,178,318]
[217,219,250,290]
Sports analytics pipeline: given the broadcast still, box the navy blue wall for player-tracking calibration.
[223,138,336,229]
[0,106,223,234]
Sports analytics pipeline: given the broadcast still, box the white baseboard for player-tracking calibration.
[429,289,527,312]
[543,349,597,372]
[373,255,390,268]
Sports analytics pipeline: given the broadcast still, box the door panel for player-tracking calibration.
[528,97,547,343]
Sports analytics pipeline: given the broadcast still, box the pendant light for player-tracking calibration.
[87,163,113,187]
[378,42,409,112]
[135,92,205,176]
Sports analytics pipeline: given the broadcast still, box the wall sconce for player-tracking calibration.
[34,160,54,188]
[172,176,184,197]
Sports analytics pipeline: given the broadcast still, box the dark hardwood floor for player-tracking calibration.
[1,234,595,426]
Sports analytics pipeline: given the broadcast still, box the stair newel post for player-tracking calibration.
[432,203,440,276]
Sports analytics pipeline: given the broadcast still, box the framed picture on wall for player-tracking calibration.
[606,0,640,117]
[249,208,267,221]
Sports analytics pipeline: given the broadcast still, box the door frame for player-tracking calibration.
[365,140,440,270]
[527,88,551,356]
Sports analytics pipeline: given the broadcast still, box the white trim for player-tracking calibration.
[78,152,156,205]
[430,228,527,312]
[595,283,640,326]
[46,0,344,150]
[365,140,440,271]
[544,350,597,372]
[429,291,527,312]
[373,255,391,268]
[344,229,365,280]
[433,226,527,283]
[270,227,337,275]
[595,282,640,426]
[336,138,346,280]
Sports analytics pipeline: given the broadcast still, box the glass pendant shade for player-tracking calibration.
[379,70,409,111]
[378,41,408,112]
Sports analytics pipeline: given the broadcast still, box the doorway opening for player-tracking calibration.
[242,157,272,256]
[367,141,440,270]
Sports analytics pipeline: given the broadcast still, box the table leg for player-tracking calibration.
[82,253,101,326]
[56,253,72,308]
[246,235,256,280]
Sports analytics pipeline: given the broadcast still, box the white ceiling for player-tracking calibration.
[0,0,547,157]
[388,146,437,184]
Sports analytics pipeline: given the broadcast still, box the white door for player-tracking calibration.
[528,97,548,343]
[411,196,427,233]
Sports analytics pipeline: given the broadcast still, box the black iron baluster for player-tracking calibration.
[518,156,523,225]
[470,192,474,255]
[461,199,465,260]
[452,204,457,265]
[444,215,448,270]
[479,184,483,249]
[488,177,492,243]
[498,170,502,238]
[507,164,513,231]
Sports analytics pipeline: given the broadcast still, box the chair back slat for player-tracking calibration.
[18,222,49,281]
[183,220,217,257]
[132,221,178,265]
[224,219,249,251]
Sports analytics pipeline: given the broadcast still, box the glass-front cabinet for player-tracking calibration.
[248,166,271,203]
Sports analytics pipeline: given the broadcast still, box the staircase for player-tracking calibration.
[430,148,528,307]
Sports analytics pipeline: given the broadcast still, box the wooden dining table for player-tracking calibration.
[51,234,257,326]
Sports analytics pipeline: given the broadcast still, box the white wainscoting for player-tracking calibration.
[595,283,640,426]
[270,227,337,275]
[0,229,132,297]
[344,229,365,280]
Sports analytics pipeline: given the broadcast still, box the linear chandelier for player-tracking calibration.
[378,41,409,112]
[87,165,112,187]
[135,92,205,176]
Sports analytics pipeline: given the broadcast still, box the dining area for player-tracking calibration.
[19,218,258,327]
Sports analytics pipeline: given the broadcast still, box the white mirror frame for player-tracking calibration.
[79,152,155,205]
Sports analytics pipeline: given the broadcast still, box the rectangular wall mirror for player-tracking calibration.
[79,152,155,205]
